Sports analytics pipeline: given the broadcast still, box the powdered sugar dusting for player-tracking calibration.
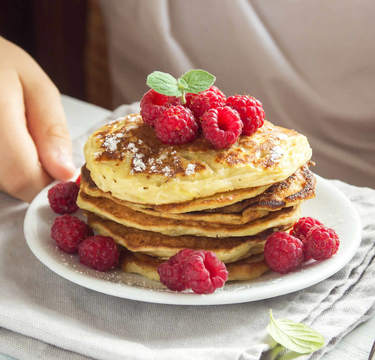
[132,154,146,173]
[185,163,196,176]
[270,145,284,162]
[127,142,138,153]
[162,166,172,177]
[100,132,124,153]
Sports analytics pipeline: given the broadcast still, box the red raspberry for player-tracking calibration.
[290,217,324,260]
[305,226,340,260]
[78,236,120,271]
[201,106,243,149]
[154,105,199,145]
[264,232,304,274]
[75,175,81,186]
[186,86,226,119]
[157,249,195,291]
[140,89,180,127]
[182,250,228,294]
[51,215,93,253]
[48,181,79,214]
[226,95,265,136]
[158,249,228,294]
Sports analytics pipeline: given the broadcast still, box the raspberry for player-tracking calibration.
[182,250,228,294]
[75,175,81,186]
[186,86,226,119]
[140,89,180,127]
[51,215,93,253]
[201,106,243,149]
[290,217,324,260]
[154,105,199,145]
[78,236,120,271]
[158,249,228,294]
[48,181,79,214]
[157,249,195,291]
[226,95,265,136]
[264,231,304,274]
[305,226,340,260]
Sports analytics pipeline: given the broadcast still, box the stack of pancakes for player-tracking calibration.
[77,114,314,283]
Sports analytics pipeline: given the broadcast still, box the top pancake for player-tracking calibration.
[84,114,312,204]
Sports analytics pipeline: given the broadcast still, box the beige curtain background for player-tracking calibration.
[97,0,375,188]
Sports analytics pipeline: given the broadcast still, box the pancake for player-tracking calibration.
[77,190,301,237]
[121,251,269,282]
[81,165,271,214]
[81,165,314,225]
[212,164,315,214]
[84,114,312,204]
[86,212,292,262]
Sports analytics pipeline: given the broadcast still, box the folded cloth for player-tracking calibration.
[0,103,374,360]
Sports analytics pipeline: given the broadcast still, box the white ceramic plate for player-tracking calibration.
[24,175,361,306]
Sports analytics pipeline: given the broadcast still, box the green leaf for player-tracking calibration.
[267,310,324,354]
[181,69,216,94]
[146,71,181,96]
[177,77,189,91]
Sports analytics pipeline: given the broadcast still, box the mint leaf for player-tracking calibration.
[267,310,324,354]
[146,71,181,96]
[146,69,216,104]
[177,78,189,91]
[181,69,216,94]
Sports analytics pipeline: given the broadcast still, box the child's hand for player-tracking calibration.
[0,37,75,202]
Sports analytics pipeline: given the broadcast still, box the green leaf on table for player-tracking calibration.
[180,69,216,94]
[267,310,325,354]
[146,71,181,96]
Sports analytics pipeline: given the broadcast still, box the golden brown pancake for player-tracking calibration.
[121,251,269,282]
[80,164,314,224]
[86,212,292,262]
[84,114,312,204]
[80,165,271,214]
[212,164,316,213]
[77,190,301,237]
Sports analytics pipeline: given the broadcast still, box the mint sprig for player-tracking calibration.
[267,310,324,355]
[146,69,216,104]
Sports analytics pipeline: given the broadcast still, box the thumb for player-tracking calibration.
[5,40,76,181]
[24,81,76,181]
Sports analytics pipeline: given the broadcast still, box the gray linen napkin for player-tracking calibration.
[0,104,374,360]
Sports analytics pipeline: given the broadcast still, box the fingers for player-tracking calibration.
[15,48,76,181]
[0,70,52,202]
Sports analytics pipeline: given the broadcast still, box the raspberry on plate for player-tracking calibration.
[305,225,340,260]
[201,106,243,149]
[154,105,199,145]
[157,249,195,291]
[264,231,304,274]
[182,250,228,294]
[186,86,226,119]
[140,89,180,127]
[78,236,120,271]
[157,249,228,294]
[51,215,93,253]
[290,217,324,260]
[226,95,265,136]
[75,175,81,186]
[48,181,79,214]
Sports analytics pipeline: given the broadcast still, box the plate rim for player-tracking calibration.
[24,175,361,306]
